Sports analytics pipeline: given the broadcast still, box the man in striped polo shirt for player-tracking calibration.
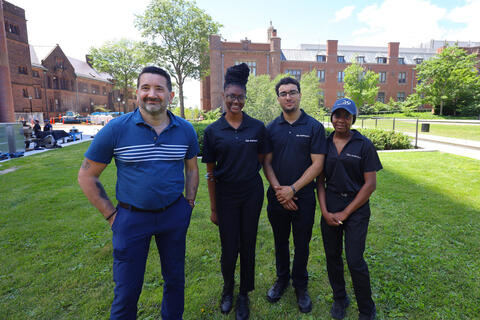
[78,66,199,320]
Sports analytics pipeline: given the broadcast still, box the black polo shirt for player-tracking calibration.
[202,112,268,184]
[325,129,382,195]
[266,109,327,197]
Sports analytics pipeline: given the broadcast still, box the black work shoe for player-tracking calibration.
[359,305,376,320]
[235,294,249,320]
[220,291,233,314]
[266,279,289,303]
[295,287,312,313]
[330,296,350,319]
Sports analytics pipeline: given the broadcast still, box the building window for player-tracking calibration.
[337,91,345,99]
[92,85,100,94]
[356,56,365,64]
[377,92,385,103]
[103,87,107,95]
[5,23,20,35]
[71,80,75,91]
[18,66,28,74]
[376,57,387,64]
[23,88,29,98]
[337,56,345,63]
[397,92,405,102]
[34,87,41,99]
[60,78,69,90]
[79,82,88,93]
[285,69,301,81]
[317,55,326,62]
[32,70,40,77]
[53,77,59,90]
[414,58,423,64]
[379,72,387,83]
[235,61,256,76]
[398,57,405,65]
[47,76,52,89]
[337,71,344,83]
[398,72,406,84]
[317,70,325,82]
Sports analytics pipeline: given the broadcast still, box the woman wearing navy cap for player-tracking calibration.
[202,63,267,320]
[317,98,382,320]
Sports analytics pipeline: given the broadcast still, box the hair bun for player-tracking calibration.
[225,63,250,87]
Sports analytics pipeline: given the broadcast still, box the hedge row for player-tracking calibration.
[191,123,412,156]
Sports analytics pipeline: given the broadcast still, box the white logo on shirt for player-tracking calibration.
[346,153,361,159]
[245,139,258,143]
[296,134,310,138]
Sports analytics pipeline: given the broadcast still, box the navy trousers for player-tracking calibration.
[216,175,264,294]
[321,190,375,317]
[267,190,316,289]
[110,195,193,320]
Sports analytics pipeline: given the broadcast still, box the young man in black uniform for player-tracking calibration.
[263,77,327,313]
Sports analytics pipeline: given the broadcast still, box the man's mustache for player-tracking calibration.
[143,98,162,103]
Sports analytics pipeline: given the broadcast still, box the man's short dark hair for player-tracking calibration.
[275,77,301,96]
[137,66,172,91]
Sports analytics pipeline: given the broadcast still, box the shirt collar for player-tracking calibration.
[218,111,251,130]
[278,109,307,125]
[133,108,179,128]
[327,129,362,142]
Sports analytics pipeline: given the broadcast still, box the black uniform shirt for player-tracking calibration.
[266,109,327,196]
[202,112,268,183]
[325,129,382,195]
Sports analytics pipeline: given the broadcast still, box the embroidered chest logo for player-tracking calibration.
[245,139,258,143]
[296,134,310,138]
[346,153,361,159]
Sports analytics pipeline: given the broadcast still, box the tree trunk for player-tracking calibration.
[439,100,443,116]
[123,85,128,113]
[178,73,185,118]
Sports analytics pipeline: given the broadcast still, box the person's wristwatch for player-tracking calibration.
[187,199,196,208]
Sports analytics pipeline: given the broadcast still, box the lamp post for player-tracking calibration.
[117,97,121,113]
[122,100,126,113]
[90,101,94,113]
[28,96,33,114]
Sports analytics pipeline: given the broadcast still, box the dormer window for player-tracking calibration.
[317,55,326,62]
[356,56,365,63]
[376,57,387,64]
[398,57,405,65]
[337,56,345,63]
[414,58,423,64]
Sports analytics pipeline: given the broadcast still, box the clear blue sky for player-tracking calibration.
[10,0,479,107]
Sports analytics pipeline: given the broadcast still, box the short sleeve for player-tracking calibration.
[257,124,269,155]
[363,139,383,172]
[185,125,200,160]
[84,123,115,164]
[264,122,274,154]
[201,126,216,163]
[310,122,327,154]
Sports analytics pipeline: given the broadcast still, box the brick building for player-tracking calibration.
[1,0,136,120]
[201,23,440,111]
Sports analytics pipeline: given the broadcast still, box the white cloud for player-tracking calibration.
[332,5,356,22]
[353,0,447,47]
[444,0,480,43]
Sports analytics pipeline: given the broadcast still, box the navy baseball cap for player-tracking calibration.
[331,98,357,116]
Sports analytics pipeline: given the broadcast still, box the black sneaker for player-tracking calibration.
[266,279,289,303]
[331,296,350,319]
[220,291,233,314]
[235,294,249,320]
[295,287,312,313]
[359,305,376,320]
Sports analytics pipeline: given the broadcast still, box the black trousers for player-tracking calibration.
[216,174,264,294]
[267,190,316,289]
[321,189,375,316]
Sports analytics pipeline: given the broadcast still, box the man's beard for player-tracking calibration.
[281,104,298,114]
[140,98,168,116]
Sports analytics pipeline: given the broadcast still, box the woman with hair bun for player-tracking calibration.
[202,63,268,320]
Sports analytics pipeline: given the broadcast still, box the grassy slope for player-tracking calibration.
[0,144,479,319]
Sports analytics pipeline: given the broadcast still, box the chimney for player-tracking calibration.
[388,42,399,63]
[327,40,338,62]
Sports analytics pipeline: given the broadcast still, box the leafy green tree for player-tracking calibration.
[244,74,282,124]
[343,62,379,114]
[88,39,145,113]
[135,0,221,118]
[299,70,325,120]
[415,45,480,115]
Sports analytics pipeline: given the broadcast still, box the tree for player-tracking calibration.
[244,74,280,124]
[415,45,480,115]
[299,70,325,120]
[343,62,379,114]
[135,0,221,118]
[88,39,145,113]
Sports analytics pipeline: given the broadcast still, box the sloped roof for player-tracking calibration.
[29,45,112,83]
[282,44,437,64]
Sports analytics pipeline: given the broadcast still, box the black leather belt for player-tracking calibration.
[118,196,181,213]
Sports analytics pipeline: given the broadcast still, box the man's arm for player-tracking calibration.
[78,158,116,225]
[184,157,199,208]
[275,153,325,204]
[263,152,298,211]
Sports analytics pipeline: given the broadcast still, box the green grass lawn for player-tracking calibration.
[360,112,477,120]
[355,118,480,141]
[1,144,479,319]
